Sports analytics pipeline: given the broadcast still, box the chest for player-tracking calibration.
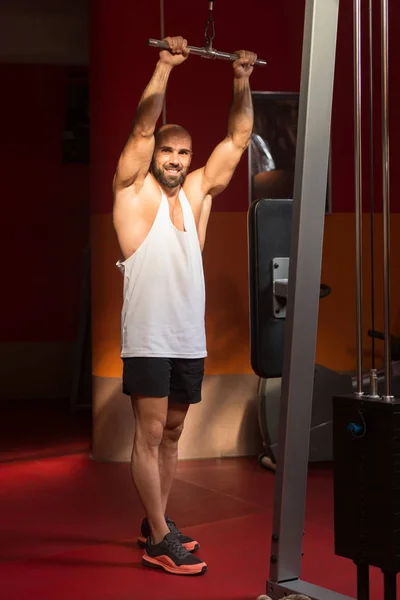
[168,200,186,232]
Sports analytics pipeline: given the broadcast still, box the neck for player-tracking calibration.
[150,173,181,199]
[161,184,181,199]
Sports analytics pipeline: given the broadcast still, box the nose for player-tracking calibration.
[169,152,180,166]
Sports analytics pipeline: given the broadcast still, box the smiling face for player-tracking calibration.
[150,125,193,189]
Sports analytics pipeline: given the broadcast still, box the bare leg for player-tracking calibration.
[131,395,170,544]
[159,403,189,514]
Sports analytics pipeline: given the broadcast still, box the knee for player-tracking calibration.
[135,419,165,450]
[162,423,184,446]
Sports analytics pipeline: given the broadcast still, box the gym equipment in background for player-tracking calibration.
[248,199,400,471]
[251,0,398,598]
[332,0,400,597]
[248,198,350,470]
[257,1,342,595]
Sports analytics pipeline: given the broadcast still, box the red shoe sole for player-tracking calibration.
[142,553,207,576]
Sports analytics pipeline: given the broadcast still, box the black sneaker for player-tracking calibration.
[137,515,200,552]
[142,532,207,575]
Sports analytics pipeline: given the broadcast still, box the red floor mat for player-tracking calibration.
[1,451,398,599]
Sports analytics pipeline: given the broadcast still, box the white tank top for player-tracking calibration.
[117,188,207,359]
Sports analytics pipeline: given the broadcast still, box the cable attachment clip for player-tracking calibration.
[204,0,216,51]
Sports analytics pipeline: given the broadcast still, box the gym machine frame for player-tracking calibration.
[261,1,346,598]
[259,0,395,596]
[332,0,398,596]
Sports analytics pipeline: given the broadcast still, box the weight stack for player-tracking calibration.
[332,394,400,573]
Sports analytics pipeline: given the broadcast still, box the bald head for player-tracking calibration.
[154,124,192,149]
[151,123,193,189]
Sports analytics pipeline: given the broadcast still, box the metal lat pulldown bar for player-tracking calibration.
[147,38,267,66]
[147,0,266,66]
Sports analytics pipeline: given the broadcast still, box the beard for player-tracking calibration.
[151,161,188,188]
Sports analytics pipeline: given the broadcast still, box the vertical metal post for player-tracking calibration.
[268,0,339,587]
[368,0,376,371]
[354,0,364,396]
[160,0,167,125]
[381,0,392,400]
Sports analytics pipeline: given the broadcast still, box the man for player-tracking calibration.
[113,36,256,576]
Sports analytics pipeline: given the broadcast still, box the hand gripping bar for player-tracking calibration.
[147,38,267,67]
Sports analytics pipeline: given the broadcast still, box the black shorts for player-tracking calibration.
[122,357,205,404]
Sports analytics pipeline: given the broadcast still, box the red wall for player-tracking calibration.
[0,64,89,343]
[90,1,161,216]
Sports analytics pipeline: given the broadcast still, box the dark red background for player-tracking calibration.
[1,65,89,342]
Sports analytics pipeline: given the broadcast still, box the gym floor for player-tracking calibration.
[0,401,393,599]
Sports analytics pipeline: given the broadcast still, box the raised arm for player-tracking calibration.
[113,37,190,193]
[195,50,257,199]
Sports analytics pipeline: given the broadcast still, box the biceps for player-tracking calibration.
[203,138,244,196]
[114,133,155,189]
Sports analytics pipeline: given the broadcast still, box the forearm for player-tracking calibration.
[227,77,254,149]
[132,61,173,136]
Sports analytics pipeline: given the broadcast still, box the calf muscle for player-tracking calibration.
[131,396,169,544]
